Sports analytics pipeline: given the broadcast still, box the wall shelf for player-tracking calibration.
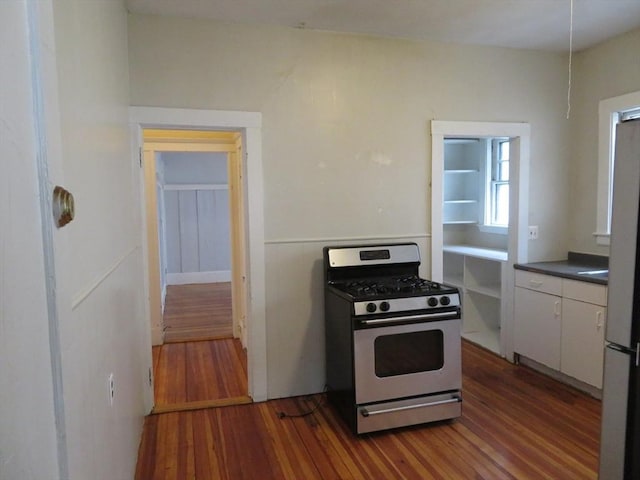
[442,141,482,224]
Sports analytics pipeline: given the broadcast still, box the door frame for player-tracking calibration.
[142,134,244,345]
[130,107,267,402]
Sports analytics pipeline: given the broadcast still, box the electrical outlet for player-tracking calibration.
[528,226,539,240]
[108,373,114,406]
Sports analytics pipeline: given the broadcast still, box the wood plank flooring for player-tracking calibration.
[155,282,249,412]
[136,341,601,479]
[163,283,232,343]
[152,338,250,412]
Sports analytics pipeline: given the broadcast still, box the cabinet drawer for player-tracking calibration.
[515,270,562,296]
[562,279,607,306]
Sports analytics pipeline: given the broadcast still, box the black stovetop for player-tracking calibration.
[329,275,455,300]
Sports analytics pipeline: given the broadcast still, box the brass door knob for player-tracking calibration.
[52,186,75,227]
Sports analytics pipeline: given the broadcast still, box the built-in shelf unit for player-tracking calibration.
[443,138,485,225]
[443,245,507,355]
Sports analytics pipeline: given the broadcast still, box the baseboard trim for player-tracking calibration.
[163,334,234,344]
[167,271,231,285]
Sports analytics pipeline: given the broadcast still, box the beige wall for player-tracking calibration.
[2,2,150,478]
[50,1,151,478]
[129,15,570,253]
[569,28,640,255]
[1,2,60,478]
[128,14,573,397]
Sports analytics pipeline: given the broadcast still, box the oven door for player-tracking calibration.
[353,317,461,405]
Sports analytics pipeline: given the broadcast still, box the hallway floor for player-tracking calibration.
[136,341,601,479]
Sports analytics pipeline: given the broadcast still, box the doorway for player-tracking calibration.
[130,106,268,408]
[142,129,250,410]
[142,130,246,345]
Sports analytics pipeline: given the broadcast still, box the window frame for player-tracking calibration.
[490,138,510,226]
[596,91,640,246]
[479,137,509,234]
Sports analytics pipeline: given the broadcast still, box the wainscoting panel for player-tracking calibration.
[264,235,430,399]
[164,188,231,284]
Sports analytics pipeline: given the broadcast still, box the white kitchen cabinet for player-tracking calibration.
[443,245,507,355]
[561,279,607,389]
[514,270,607,389]
[514,279,562,370]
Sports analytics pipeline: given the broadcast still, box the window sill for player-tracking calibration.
[478,224,508,235]
[594,232,610,246]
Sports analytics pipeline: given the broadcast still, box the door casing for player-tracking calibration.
[130,107,267,402]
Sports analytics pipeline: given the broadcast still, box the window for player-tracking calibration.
[596,91,640,245]
[488,139,509,227]
[479,137,509,233]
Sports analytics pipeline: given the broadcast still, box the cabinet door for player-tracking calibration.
[561,299,606,388]
[514,287,561,369]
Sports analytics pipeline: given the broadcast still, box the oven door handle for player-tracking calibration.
[359,311,459,326]
[360,396,462,417]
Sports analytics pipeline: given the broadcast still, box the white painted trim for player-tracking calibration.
[593,232,611,246]
[431,131,445,282]
[244,125,267,401]
[130,106,261,129]
[431,120,531,138]
[167,271,231,285]
[597,91,640,244]
[478,224,508,235]
[129,106,267,402]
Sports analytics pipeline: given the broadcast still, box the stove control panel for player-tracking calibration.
[354,294,460,316]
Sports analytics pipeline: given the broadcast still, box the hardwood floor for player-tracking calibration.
[163,283,233,343]
[154,282,249,413]
[152,338,250,413]
[136,341,601,479]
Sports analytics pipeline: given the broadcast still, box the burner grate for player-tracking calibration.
[337,275,443,297]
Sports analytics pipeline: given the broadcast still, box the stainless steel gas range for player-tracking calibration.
[323,243,462,434]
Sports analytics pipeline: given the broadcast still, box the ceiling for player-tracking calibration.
[126,0,640,52]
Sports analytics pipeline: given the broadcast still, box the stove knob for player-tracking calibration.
[427,297,439,307]
[366,302,377,313]
[379,301,390,312]
[440,296,451,306]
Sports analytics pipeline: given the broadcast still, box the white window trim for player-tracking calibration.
[596,91,640,246]
[483,138,509,232]
[478,224,508,235]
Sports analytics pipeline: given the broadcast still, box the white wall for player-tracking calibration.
[569,28,640,255]
[48,1,151,478]
[128,14,572,398]
[0,2,60,478]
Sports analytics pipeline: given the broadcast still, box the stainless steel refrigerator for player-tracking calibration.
[600,118,640,479]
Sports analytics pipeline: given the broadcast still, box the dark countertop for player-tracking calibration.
[514,252,609,285]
